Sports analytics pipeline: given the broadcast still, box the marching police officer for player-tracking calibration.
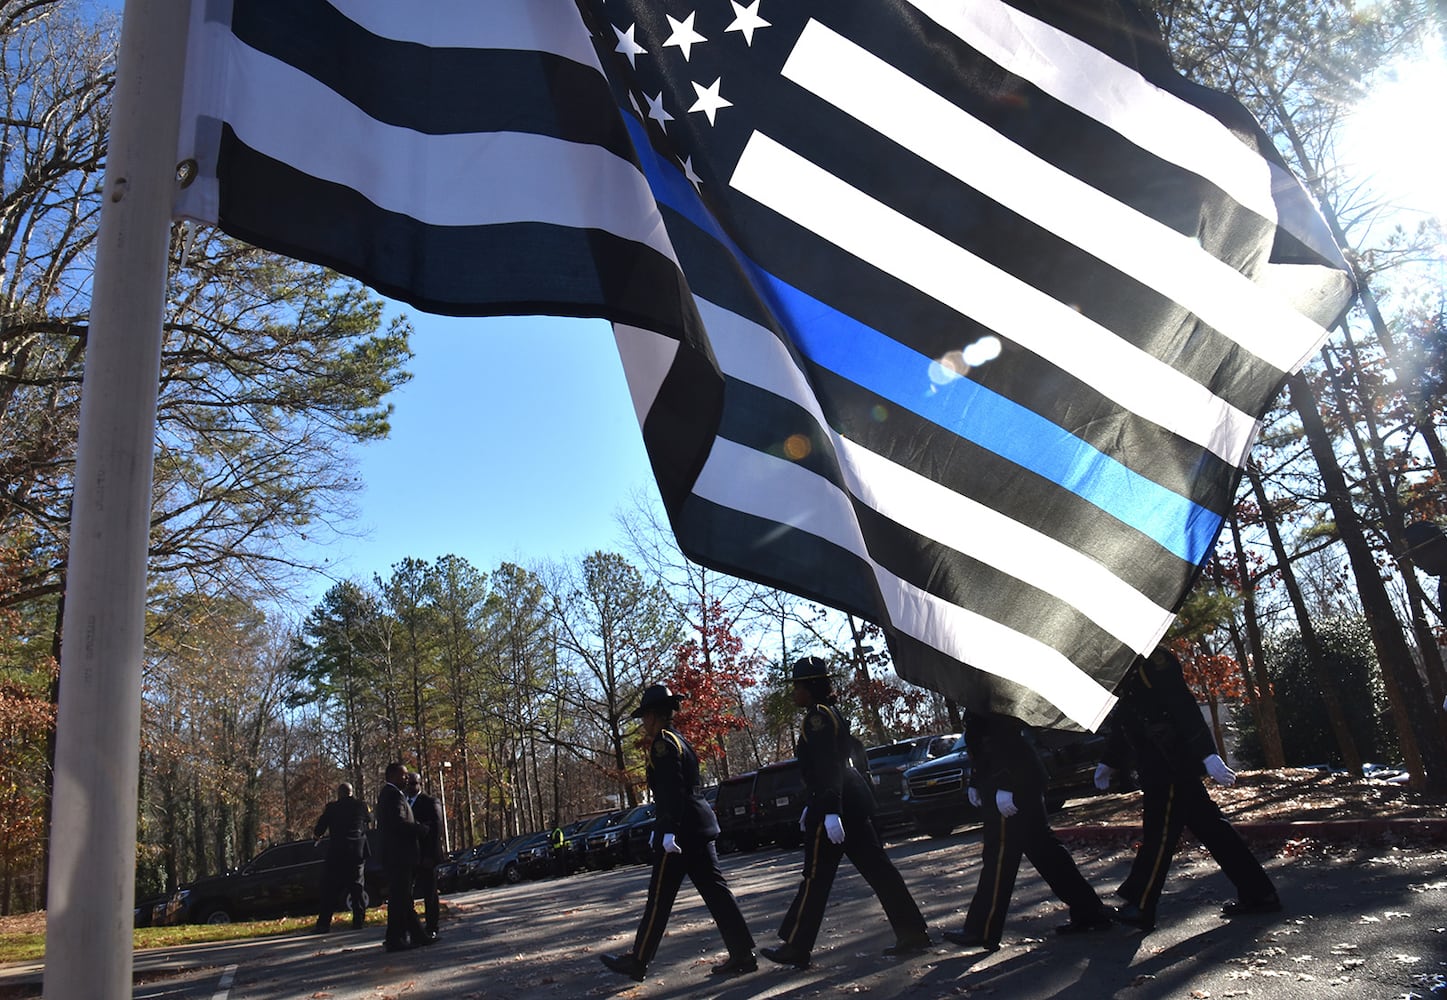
[762,657,931,968]
[946,710,1114,951]
[600,684,756,982]
[1095,645,1280,930]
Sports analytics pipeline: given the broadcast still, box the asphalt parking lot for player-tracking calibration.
[5,824,1445,999]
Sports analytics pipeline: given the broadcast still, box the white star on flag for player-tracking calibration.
[612,22,646,68]
[725,0,770,46]
[688,77,731,124]
[663,11,707,62]
[645,91,673,130]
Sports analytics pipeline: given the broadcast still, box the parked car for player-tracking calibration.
[866,733,960,832]
[516,830,558,880]
[584,803,655,870]
[133,891,185,928]
[453,838,504,890]
[179,832,385,924]
[714,771,758,853]
[625,804,659,864]
[473,832,550,887]
[901,728,1106,838]
[558,812,620,874]
[751,759,805,850]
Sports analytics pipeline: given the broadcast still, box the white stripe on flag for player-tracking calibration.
[692,296,1173,653]
[909,0,1278,225]
[216,36,673,258]
[729,132,1258,467]
[783,22,1328,378]
[329,0,600,65]
[691,435,1117,730]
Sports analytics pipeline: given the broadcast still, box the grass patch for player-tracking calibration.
[0,911,382,965]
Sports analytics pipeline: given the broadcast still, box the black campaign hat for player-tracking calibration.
[631,683,683,718]
[790,656,835,682]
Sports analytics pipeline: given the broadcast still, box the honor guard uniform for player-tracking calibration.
[1096,646,1279,930]
[600,684,756,982]
[762,657,931,969]
[946,711,1114,952]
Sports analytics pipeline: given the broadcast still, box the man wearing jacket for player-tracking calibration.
[1095,645,1280,931]
[377,761,432,951]
[405,771,443,940]
[311,782,370,933]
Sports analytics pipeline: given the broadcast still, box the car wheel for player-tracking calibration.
[503,861,521,884]
[345,888,369,912]
[197,902,233,924]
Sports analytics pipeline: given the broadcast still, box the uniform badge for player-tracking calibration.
[808,713,827,732]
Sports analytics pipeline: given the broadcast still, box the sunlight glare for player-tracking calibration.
[1342,46,1447,222]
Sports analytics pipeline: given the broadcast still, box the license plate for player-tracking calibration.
[871,775,881,785]
[775,797,790,807]
[733,806,746,815]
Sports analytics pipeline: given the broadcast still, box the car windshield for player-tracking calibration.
[620,804,652,823]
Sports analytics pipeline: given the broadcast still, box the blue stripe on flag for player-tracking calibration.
[622,117,1220,564]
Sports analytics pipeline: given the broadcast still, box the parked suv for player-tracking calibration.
[714,771,757,853]
[559,812,620,874]
[902,729,1106,838]
[584,803,655,870]
[866,733,960,832]
[473,832,551,887]
[179,833,385,924]
[751,759,806,850]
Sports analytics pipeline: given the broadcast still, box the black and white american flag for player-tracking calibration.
[174,0,1354,730]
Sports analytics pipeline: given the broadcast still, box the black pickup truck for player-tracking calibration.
[901,728,1105,838]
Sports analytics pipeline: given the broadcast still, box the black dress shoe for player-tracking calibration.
[416,931,439,946]
[309,925,330,935]
[760,944,811,968]
[883,932,933,956]
[383,940,413,952]
[711,952,758,976]
[1113,904,1155,931]
[1056,908,1115,935]
[1222,893,1282,917]
[942,929,999,952]
[600,952,646,982]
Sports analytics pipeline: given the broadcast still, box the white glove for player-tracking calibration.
[823,814,845,844]
[966,787,982,808]
[1204,754,1236,786]
[995,790,1018,817]
[799,807,809,832]
[1094,763,1115,791]
[662,832,681,854]
[1442,694,1446,712]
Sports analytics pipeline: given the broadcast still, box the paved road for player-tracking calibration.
[5,827,1446,999]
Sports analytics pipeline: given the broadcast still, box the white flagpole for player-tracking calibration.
[42,3,191,998]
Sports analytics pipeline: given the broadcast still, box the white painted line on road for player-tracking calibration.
[210,963,238,1000]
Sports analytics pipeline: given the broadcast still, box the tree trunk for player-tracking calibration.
[1246,462,1363,773]
[1290,373,1447,792]
[1227,506,1287,766]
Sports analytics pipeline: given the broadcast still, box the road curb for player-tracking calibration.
[1057,817,1447,845]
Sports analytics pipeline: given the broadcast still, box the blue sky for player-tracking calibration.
[293,310,657,606]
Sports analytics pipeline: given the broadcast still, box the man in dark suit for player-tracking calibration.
[405,771,443,939]
[312,782,371,933]
[377,761,431,951]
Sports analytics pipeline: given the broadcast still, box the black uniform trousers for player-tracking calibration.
[414,861,439,935]
[385,866,426,947]
[778,816,927,954]
[1117,771,1275,917]
[315,855,367,930]
[963,792,1105,948]
[630,839,754,966]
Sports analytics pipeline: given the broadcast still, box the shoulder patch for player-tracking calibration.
[654,731,683,759]
[808,712,828,732]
